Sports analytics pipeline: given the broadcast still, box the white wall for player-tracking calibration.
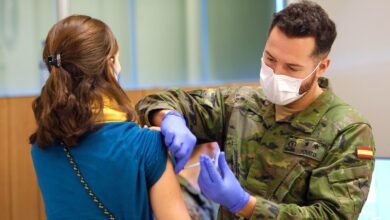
[288,0,390,157]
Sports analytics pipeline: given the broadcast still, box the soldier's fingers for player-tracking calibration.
[202,155,223,185]
[172,140,186,158]
[174,155,188,174]
[163,132,174,149]
[199,156,213,186]
[218,152,231,178]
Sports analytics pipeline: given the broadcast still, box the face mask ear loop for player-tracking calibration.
[110,56,118,79]
[111,62,122,82]
[113,66,118,78]
[302,61,321,81]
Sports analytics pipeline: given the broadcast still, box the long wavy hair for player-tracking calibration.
[30,15,136,148]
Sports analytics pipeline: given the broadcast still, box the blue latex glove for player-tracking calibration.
[161,111,196,173]
[198,152,250,214]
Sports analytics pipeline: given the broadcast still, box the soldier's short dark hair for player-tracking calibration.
[269,0,337,57]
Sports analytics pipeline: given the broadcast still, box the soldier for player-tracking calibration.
[136,1,375,219]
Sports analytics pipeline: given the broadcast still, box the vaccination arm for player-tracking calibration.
[149,159,191,220]
[136,88,235,173]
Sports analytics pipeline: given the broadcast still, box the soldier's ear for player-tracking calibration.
[317,58,330,78]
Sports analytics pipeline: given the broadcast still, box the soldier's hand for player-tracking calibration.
[198,152,250,214]
[161,111,196,173]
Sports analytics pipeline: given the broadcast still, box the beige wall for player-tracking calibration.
[0,97,45,220]
[288,0,390,157]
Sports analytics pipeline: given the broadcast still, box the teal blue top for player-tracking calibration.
[31,122,167,220]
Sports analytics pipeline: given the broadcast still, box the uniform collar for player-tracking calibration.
[263,77,337,133]
[262,101,275,129]
[288,89,335,133]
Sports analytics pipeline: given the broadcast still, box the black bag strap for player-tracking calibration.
[63,147,116,220]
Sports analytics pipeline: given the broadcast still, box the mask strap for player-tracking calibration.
[302,61,321,81]
[112,64,121,80]
[113,66,119,76]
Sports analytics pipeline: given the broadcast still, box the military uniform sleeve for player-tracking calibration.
[249,123,375,220]
[135,88,236,144]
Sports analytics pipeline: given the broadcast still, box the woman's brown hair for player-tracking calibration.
[30,15,136,148]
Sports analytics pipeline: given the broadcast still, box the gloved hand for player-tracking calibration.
[198,152,250,214]
[161,111,196,173]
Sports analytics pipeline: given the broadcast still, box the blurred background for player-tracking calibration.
[0,0,276,94]
[0,0,389,219]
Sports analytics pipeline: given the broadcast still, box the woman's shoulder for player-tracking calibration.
[100,122,164,148]
[105,121,161,138]
[31,143,61,157]
[31,122,165,160]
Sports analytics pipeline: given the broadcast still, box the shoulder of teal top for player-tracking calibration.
[31,121,161,220]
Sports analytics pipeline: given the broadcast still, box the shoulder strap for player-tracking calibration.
[63,147,116,220]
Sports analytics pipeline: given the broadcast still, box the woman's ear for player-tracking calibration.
[110,57,115,65]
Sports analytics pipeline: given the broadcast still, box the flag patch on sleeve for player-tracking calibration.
[356,146,374,159]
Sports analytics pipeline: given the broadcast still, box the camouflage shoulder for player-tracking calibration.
[226,86,272,114]
[220,86,266,104]
[236,86,266,99]
[325,94,371,130]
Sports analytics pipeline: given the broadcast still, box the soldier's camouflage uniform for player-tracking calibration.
[136,78,375,220]
[178,175,218,220]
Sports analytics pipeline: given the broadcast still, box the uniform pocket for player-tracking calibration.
[347,178,370,213]
[328,165,371,218]
[244,159,269,197]
[273,163,306,202]
[328,165,370,183]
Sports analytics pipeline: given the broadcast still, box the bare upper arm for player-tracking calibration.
[149,158,190,220]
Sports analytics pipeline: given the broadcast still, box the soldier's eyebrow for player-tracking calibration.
[286,62,304,68]
[265,50,304,68]
[264,51,275,59]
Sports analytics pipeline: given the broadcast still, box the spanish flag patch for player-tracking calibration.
[356,146,374,159]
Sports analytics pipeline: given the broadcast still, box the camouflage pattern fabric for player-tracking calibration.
[178,175,218,220]
[136,78,375,220]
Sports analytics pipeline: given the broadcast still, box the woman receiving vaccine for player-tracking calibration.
[30,15,189,220]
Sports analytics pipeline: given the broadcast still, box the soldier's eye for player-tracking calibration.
[267,57,276,62]
[288,66,298,72]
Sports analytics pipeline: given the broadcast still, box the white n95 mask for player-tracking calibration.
[259,58,320,105]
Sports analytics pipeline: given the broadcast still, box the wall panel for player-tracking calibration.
[8,97,41,220]
[0,98,11,220]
